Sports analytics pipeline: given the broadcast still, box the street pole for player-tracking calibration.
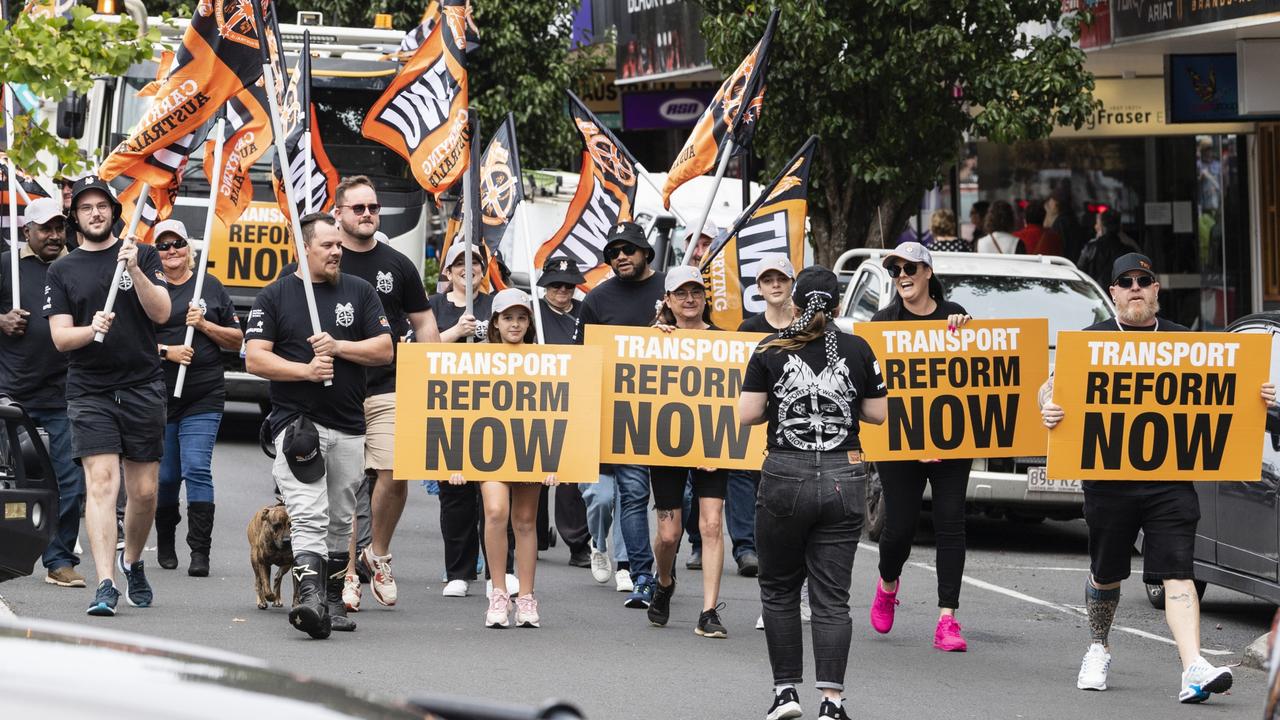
[679,137,735,266]
[174,117,225,398]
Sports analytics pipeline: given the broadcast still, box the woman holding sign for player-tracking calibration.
[868,241,975,652]
[644,266,732,639]
[447,289,557,629]
[740,266,887,720]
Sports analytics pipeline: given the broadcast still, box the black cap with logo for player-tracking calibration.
[1111,253,1155,284]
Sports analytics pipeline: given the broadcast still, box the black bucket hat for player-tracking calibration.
[603,221,654,263]
[538,256,586,287]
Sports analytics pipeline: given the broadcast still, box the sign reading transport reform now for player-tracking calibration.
[586,326,767,469]
[854,319,1049,460]
[392,344,603,483]
[1047,331,1271,481]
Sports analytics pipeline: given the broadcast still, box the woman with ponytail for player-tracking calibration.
[739,266,888,720]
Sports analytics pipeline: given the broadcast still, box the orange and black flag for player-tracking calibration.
[700,135,816,330]
[0,163,49,233]
[205,85,272,235]
[478,113,524,253]
[438,192,506,292]
[272,32,339,217]
[362,0,470,194]
[397,0,440,57]
[661,8,777,209]
[535,91,639,290]
[99,0,268,188]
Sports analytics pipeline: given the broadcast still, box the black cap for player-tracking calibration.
[538,256,586,287]
[793,265,839,314]
[1111,252,1155,284]
[603,221,654,263]
[282,417,324,484]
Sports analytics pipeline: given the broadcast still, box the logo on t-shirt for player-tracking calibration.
[375,271,394,294]
[335,302,355,327]
[198,298,208,315]
[772,355,855,452]
[118,272,134,292]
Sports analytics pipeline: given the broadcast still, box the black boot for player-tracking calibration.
[327,553,356,632]
[155,505,181,570]
[186,501,214,577]
[288,552,331,639]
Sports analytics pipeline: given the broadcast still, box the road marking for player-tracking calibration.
[857,542,1233,657]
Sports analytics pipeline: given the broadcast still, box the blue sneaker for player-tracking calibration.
[86,579,120,616]
[625,574,654,609]
[117,551,153,608]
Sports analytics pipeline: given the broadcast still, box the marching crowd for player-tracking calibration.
[3,173,1276,720]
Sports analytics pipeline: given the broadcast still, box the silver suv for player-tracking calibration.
[833,249,1115,539]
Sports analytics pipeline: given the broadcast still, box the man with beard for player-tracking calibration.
[0,198,85,588]
[1039,253,1276,703]
[246,213,393,639]
[578,221,665,608]
[44,177,172,616]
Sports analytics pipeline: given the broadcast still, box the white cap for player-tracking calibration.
[881,241,933,268]
[152,219,189,242]
[23,197,63,226]
[664,265,704,293]
[444,242,484,268]
[754,255,795,280]
[491,288,533,316]
[686,219,719,241]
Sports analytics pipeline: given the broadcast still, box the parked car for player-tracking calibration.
[1144,311,1280,608]
[832,249,1115,539]
[0,396,57,583]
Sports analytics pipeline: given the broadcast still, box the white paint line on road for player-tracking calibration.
[856,542,1233,657]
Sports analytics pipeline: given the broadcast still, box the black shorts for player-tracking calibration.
[66,380,167,462]
[1083,483,1199,585]
[650,466,728,511]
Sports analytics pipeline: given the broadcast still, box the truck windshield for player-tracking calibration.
[939,275,1113,347]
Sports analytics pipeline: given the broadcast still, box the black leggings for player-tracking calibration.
[875,459,970,609]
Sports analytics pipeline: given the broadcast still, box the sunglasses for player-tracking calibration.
[340,203,380,216]
[886,262,922,278]
[546,282,575,291]
[155,238,188,252]
[1114,275,1154,289]
[603,244,644,261]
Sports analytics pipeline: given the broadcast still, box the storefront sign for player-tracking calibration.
[1062,0,1112,49]
[1113,0,1280,40]
[615,0,709,81]
[585,326,768,469]
[205,201,293,289]
[1166,53,1279,123]
[1052,78,1256,138]
[855,320,1051,460]
[622,89,717,130]
[578,69,621,115]
[393,345,603,483]
[1047,331,1271,480]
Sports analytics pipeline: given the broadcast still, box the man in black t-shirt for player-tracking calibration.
[45,177,173,617]
[245,213,393,639]
[0,198,85,589]
[1040,253,1277,703]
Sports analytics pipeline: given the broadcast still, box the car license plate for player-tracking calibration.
[1026,466,1082,494]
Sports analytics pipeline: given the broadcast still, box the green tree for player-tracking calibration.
[0,7,155,176]
[701,0,1099,264]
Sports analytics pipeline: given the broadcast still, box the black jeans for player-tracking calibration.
[757,450,866,691]
[439,481,480,581]
[875,459,970,609]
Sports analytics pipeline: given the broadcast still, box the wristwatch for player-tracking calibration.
[159,345,168,358]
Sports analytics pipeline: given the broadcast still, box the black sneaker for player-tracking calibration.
[85,579,120,617]
[647,577,675,627]
[737,551,760,577]
[818,699,851,720]
[695,602,727,638]
[766,687,802,720]
[116,551,153,608]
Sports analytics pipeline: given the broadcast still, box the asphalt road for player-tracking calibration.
[1,406,1274,719]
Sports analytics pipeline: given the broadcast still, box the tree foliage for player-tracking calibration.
[700,0,1099,264]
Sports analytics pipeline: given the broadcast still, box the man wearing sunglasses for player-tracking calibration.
[1040,252,1277,703]
[579,222,665,608]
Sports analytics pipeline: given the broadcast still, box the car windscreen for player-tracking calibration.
[938,274,1113,347]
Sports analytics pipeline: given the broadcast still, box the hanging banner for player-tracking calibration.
[1047,331,1272,481]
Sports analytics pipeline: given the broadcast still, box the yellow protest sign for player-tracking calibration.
[205,201,294,289]
[393,344,603,483]
[854,319,1050,461]
[585,326,767,470]
[1047,331,1271,481]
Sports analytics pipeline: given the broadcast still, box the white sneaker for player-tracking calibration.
[514,594,541,628]
[590,545,611,583]
[755,614,765,631]
[1180,657,1233,703]
[442,579,469,597]
[486,590,511,628]
[486,574,520,598]
[615,569,634,593]
[1077,643,1111,691]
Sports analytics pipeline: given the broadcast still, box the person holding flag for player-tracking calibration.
[45,177,172,617]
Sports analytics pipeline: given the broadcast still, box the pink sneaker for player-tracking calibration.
[934,615,967,652]
[870,579,899,634]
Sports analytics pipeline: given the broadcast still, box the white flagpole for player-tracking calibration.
[174,117,226,398]
[94,183,148,343]
[678,138,735,266]
[4,84,21,311]
[302,128,313,215]
[635,163,689,227]
[518,203,544,345]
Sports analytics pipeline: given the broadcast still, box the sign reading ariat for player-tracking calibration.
[1048,331,1271,481]
[586,326,766,469]
[393,345,603,483]
[205,201,294,289]
[854,319,1050,460]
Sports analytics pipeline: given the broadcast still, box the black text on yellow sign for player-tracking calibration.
[586,326,767,470]
[393,344,603,483]
[854,319,1050,461]
[1047,331,1272,481]
[207,202,295,289]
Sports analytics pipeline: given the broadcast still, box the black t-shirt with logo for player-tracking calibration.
[156,274,238,422]
[44,240,166,399]
[579,272,666,328]
[738,312,790,334]
[743,331,888,453]
[538,298,582,345]
[0,252,68,410]
[247,273,392,438]
[428,291,494,342]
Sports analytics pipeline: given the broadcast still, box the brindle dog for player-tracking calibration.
[247,502,295,610]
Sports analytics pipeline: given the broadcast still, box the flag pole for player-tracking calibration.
[679,138,735,266]
[463,111,478,342]
[93,182,149,343]
[173,117,226,398]
[518,203,544,345]
[4,85,20,311]
[301,31,314,215]
[635,163,688,226]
